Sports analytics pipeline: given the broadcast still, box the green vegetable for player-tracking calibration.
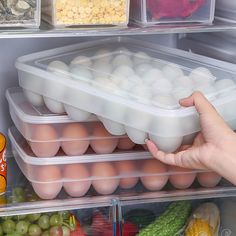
[2,220,16,234]
[137,201,191,236]
[124,209,155,229]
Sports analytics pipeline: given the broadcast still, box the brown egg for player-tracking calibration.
[92,162,119,195]
[169,166,196,189]
[197,172,222,188]
[117,137,135,150]
[140,159,168,191]
[29,125,60,157]
[31,165,62,199]
[63,164,91,197]
[116,161,139,189]
[61,123,90,156]
[90,123,118,154]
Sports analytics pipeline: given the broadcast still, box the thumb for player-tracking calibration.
[180,91,217,115]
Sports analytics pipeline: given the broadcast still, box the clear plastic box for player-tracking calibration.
[216,0,236,22]
[6,87,142,157]
[41,0,130,27]
[129,0,215,25]
[0,0,41,28]
[16,37,236,153]
[9,127,223,200]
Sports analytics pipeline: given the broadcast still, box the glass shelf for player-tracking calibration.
[0,19,235,39]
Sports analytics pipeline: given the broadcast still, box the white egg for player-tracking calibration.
[92,61,113,78]
[173,87,193,102]
[162,63,184,81]
[215,79,235,97]
[149,134,183,153]
[152,78,173,95]
[152,59,164,70]
[189,67,215,86]
[47,61,69,76]
[112,54,133,68]
[23,89,44,107]
[70,55,92,67]
[194,85,217,101]
[135,63,153,77]
[93,49,112,63]
[64,105,91,121]
[99,117,126,135]
[125,126,148,144]
[119,74,142,91]
[44,97,65,114]
[131,85,152,104]
[152,94,179,109]
[142,68,165,86]
[173,76,193,89]
[116,47,131,54]
[111,65,135,84]
[133,52,151,65]
[70,65,93,83]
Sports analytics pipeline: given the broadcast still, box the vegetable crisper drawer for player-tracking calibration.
[15,37,236,153]
[130,0,215,25]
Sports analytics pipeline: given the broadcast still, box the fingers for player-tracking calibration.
[180,91,217,115]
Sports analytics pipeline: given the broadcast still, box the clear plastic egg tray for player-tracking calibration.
[9,126,223,200]
[16,37,236,153]
[6,87,142,157]
[42,0,130,27]
[130,0,215,25]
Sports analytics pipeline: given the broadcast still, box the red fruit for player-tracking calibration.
[116,222,139,236]
[91,211,111,236]
[146,0,205,19]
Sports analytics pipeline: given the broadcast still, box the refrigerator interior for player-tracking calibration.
[1,12,236,235]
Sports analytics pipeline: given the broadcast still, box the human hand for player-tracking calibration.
[146,92,236,184]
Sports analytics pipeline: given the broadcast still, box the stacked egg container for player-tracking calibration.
[41,0,130,27]
[129,0,215,25]
[9,126,223,200]
[0,0,41,28]
[215,0,236,22]
[15,37,236,153]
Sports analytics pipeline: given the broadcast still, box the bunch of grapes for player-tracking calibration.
[0,210,77,236]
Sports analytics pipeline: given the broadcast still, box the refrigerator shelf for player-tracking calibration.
[0,19,236,39]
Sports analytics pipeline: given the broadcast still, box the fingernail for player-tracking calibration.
[144,139,149,144]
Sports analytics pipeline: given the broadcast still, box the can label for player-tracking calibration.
[0,133,6,195]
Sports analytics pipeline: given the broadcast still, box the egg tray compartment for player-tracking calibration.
[16,37,236,153]
[6,89,140,157]
[129,0,215,25]
[0,0,41,28]
[41,0,130,27]
[9,127,223,200]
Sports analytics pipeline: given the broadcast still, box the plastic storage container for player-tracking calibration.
[9,126,223,200]
[118,196,234,236]
[216,0,236,22]
[41,0,130,27]
[6,87,140,157]
[16,37,236,153]
[0,0,41,28]
[178,33,236,64]
[129,0,215,25]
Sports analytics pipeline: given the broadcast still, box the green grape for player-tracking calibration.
[12,188,24,197]
[1,216,12,221]
[58,211,70,220]
[38,215,50,230]
[27,213,41,223]
[62,226,70,236]
[0,225,3,236]
[28,224,42,236]
[41,231,50,236]
[11,195,26,204]
[16,221,29,234]
[5,232,22,236]
[13,215,27,221]
[2,220,16,234]
[49,214,63,227]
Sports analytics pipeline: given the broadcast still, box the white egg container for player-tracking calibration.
[16,37,236,153]
[130,0,215,25]
[216,0,236,22]
[6,87,141,158]
[9,127,223,200]
[42,0,130,27]
[0,0,41,28]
